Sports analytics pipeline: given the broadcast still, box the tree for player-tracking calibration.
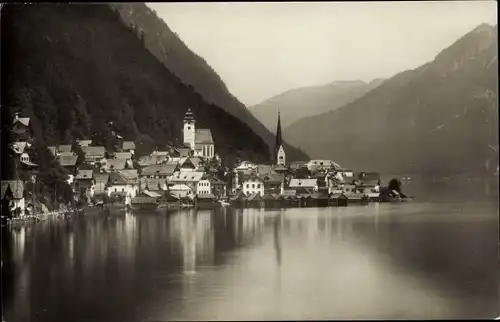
[71,139,85,169]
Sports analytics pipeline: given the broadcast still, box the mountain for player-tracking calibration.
[1,3,272,166]
[108,3,309,162]
[283,23,498,176]
[249,79,385,132]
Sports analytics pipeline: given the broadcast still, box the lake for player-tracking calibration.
[2,178,499,321]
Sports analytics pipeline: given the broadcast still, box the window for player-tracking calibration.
[115,188,117,192]
[246,184,249,188]
[252,184,255,189]
[122,188,125,192]
[257,184,260,188]
[187,126,191,130]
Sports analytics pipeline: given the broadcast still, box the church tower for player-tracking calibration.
[183,108,196,149]
[275,110,286,165]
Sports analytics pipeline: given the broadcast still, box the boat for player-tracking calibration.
[180,203,194,209]
[219,200,231,207]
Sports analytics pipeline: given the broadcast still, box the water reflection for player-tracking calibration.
[2,185,498,321]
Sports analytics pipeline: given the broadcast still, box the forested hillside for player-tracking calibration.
[1,3,271,166]
[108,3,309,161]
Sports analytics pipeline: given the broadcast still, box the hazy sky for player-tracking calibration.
[147,1,497,106]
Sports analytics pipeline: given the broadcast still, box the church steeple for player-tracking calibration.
[275,110,282,158]
[275,110,285,165]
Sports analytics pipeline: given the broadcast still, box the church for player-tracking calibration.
[275,111,286,165]
[182,109,215,159]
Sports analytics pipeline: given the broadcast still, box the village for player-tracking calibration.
[1,108,406,222]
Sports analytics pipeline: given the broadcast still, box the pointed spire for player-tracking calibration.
[275,110,282,162]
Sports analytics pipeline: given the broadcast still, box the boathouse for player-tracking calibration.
[330,193,348,207]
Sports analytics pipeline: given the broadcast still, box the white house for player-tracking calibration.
[241,174,264,197]
[169,184,193,199]
[182,109,215,159]
[169,171,204,193]
[197,178,211,195]
[106,172,139,198]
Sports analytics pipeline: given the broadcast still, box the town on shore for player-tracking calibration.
[2,109,409,223]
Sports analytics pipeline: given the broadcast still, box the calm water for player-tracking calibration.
[2,179,499,321]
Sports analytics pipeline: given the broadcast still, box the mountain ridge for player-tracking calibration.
[283,23,498,175]
[109,3,309,161]
[249,78,385,132]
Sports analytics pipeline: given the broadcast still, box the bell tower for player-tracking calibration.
[183,108,196,149]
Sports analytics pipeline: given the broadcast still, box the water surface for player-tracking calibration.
[2,179,498,321]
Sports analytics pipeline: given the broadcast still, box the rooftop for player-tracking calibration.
[195,129,214,144]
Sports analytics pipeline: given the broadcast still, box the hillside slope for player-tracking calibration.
[1,3,271,165]
[283,24,498,175]
[109,3,309,161]
[250,79,384,132]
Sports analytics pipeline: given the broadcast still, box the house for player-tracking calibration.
[104,158,127,172]
[58,145,72,154]
[114,152,132,160]
[74,169,94,195]
[289,161,307,171]
[241,173,264,197]
[229,191,247,208]
[309,191,329,207]
[197,177,212,195]
[264,193,281,208]
[137,156,153,167]
[151,150,170,164]
[11,113,33,141]
[107,172,139,198]
[235,161,257,171]
[140,164,177,179]
[82,146,106,163]
[77,139,92,147]
[169,184,193,199]
[169,171,204,190]
[178,157,201,172]
[178,147,192,158]
[306,160,342,172]
[246,192,265,208]
[288,178,319,195]
[131,191,162,209]
[12,141,29,155]
[255,164,276,176]
[1,180,25,217]
[122,141,135,154]
[341,169,354,180]
[195,193,217,209]
[58,155,78,173]
[93,173,109,195]
[143,178,168,193]
[182,109,215,159]
[209,176,227,198]
[330,193,348,207]
[261,173,282,195]
[343,183,360,194]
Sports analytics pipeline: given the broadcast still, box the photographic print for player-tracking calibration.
[0,1,498,321]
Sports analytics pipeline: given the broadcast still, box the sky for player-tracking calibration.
[147,1,497,106]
